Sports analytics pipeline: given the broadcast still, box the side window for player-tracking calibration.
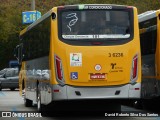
[22,17,50,60]
[139,17,157,55]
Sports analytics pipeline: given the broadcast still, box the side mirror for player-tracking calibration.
[14,44,24,65]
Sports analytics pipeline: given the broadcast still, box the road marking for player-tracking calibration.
[0,91,6,97]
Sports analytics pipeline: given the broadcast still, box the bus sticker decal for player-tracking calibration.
[84,5,112,10]
[109,63,123,73]
[70,53,82,66]
[111,63,116,69]
[66,13,78,32]
[62,34,130,39]
[70,72,78,80]
[95,64,102,71]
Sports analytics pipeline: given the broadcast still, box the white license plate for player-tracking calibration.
[90,73,106,79]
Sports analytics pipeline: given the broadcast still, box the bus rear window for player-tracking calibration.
[60,10,133,40]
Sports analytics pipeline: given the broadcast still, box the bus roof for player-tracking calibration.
[138,10,160,23]
[64,4,133,7]
[19,4,135,38]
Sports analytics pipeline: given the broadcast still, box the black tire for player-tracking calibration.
[10,88,15,91]
[142,99,156,110]
[142,98,160,111]
[0,84,2,91]
[24,94,33,107]
[133,100,143,109]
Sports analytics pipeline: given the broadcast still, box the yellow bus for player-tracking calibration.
[138,10,160,100]
[16,4,141,111]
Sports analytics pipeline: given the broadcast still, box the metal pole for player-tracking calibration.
[31,0,35,11]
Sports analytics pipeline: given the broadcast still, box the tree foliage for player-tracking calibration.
[0,0,159,69]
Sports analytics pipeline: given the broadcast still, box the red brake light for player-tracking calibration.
[132,55,138,79]
[135,88,140,90]
[55,56,63,80]
[53,89,60,92]
[127,6,133,9]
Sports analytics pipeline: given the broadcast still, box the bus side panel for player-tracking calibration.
[20,15,52,105]
[133,7,142,85]
[141,55,156,98]
[50,8,58,86]
[25,56,51,104]
[156,12,160,96]
[140,17,157,98]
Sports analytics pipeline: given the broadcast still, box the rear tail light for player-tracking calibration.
[131,54,138,83]
[127,6,133,9]
[133,55,138,79]
[55,55,65,85]
[135,88,140,90]
[58,6,65,11]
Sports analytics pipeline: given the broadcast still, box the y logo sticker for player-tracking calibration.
[111,63,116,69]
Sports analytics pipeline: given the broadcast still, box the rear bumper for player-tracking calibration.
[52,83,141,101]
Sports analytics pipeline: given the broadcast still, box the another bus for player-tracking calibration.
[138,10,160,100]
[16,4,141,111]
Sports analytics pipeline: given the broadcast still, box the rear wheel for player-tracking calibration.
[10,88,15,91]
[133,100,143,109]
[24,98,33,107]
[24,93,33,107]
[142,98,159,110]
